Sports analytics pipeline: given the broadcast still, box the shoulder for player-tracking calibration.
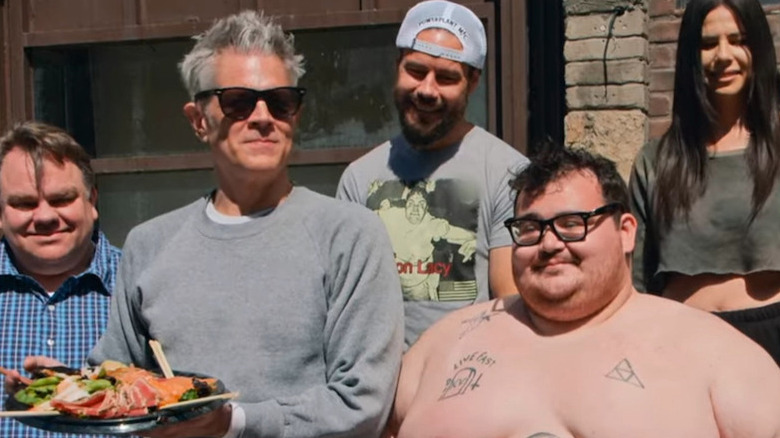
[627,294,765,351]
[614,295,777,392]
[343,139,392,172]
[411,298,508,354]
[290,187,375,219]
[0,239,11,272]
[400,298,514,400]
[338,141,392,198]
[630,140,663,187]
[627,293,714,324]
[122,197,206,255]
[634,138,661,167]
[291,188,387,238]
[467,127,528,164]
[94,231,122,264]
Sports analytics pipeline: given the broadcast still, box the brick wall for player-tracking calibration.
[648,0,679,139]
[648,1,780,140]
[563,0,649,177]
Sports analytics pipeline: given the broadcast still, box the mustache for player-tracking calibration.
[531,252,579,270]
[401,92,445,113]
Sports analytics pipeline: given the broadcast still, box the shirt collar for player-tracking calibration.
[0,229,113,296]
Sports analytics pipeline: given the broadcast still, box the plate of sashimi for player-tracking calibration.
[3,360,236,435]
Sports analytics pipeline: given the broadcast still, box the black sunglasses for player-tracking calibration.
[504,203,624,247]
[194,86,306,121]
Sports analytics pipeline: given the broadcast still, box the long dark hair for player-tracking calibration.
[654,0,780,229]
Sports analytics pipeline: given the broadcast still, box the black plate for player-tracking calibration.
[4,370,228,436]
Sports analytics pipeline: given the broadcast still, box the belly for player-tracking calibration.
[662,271,780,311]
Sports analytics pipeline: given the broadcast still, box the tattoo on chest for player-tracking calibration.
[458,310,500,338]
[605,358,644,389]
[439,351,497,400]
[527,434,561,438]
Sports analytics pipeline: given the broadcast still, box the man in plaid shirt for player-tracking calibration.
[0,122,121,438]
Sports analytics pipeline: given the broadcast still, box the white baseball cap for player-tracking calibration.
[395,0,487,70]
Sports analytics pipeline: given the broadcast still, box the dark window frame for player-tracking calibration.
[2,0,526,175]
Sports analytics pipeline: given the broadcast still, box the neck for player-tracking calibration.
[523,282,635,337]
[708,95,750,152]
[416,120,474,150]
[708,120,750,153]
[213,170,293,216]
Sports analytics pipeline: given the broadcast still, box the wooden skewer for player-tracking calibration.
[148,340,174,378]
[0,410,59,418]
[159,392,239,410]
[0,366,32,385]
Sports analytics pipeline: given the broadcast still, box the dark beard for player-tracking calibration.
[395,93,459,149]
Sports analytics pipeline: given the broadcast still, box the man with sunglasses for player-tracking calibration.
[386,147,780,437]
[8,10,404,438]
[336,0,528,348]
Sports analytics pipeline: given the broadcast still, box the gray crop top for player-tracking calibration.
[629,140,780,293]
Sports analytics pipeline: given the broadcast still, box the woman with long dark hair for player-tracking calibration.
[630,0,780,364]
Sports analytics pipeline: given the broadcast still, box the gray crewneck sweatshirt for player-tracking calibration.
[89,187,404,437]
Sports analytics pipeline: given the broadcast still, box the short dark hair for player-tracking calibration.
[0,121,95,198]
[510,146,629,211]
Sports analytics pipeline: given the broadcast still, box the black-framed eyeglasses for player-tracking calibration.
[193,86,306,121]
[504,203,624,247]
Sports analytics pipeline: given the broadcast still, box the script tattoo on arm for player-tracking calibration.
[439,351,496,400]
[605,358,645,389]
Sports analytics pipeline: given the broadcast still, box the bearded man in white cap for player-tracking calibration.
[337,0,528,347]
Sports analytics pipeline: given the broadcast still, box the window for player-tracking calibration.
[6,0,525,246]
[31,25,488,245]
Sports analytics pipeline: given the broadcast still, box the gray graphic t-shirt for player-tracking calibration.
[337,127,528,346]
[367,179,479,302]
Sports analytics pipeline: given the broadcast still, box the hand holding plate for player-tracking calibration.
[2,356,65,393]
[1,366,31,394]
[142,402,232,438]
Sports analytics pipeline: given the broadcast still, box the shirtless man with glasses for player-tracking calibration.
[386,146,780,438]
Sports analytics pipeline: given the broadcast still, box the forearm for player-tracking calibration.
[443,225,476,244]
[238,378,396,437]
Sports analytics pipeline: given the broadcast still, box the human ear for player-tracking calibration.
[183,102,208,142]
[619,212,637,254]
[88,187,98,221]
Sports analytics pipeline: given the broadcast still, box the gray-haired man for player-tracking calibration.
[84,10,403,438]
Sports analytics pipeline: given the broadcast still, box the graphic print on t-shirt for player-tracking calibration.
[366,179,479,302]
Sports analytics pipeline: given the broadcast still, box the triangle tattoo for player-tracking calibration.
[605,358,645,389]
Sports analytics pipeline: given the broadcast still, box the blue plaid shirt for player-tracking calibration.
[0,230,121,438]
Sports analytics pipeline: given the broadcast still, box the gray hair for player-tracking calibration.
[178,10,306,98]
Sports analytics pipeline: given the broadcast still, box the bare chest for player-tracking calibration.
[398,336,719,438]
